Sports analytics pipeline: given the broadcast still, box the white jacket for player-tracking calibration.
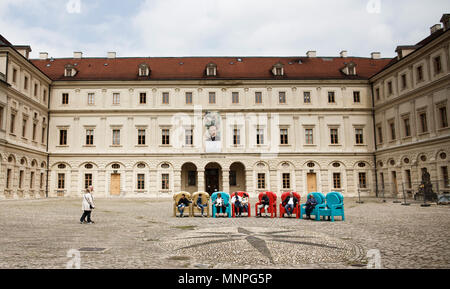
[231,195,242,204]
[82,193,95,211]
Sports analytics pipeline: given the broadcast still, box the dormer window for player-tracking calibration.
[206,63,217,77]
[272,63,284,76]
[138,64,150,77]
[64,64,77,77]
[341,61,357,76]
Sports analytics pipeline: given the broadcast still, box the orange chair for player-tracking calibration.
[255,191,277,218]
[231,192,251,217]
[279,192,301,219]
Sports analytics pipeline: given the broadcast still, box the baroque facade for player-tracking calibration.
[0,14,449,199]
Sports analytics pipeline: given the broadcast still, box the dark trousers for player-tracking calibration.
[215,205,226,214]
[80,210,92,223]
[305,205,315,217]
[234,201,243,215]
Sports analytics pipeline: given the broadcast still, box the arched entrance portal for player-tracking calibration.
[205,163,222,195]
[181,163,198,194]
[230,162,246,193]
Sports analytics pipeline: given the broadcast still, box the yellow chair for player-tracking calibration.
[173,192,192,217]
[191,192,210,217]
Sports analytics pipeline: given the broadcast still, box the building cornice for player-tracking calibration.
[375,134,450,154]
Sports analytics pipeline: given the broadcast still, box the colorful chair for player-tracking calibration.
[255,191,277,218]
[190,192,210,217]
[318,191,345,222]
[231,192,251,217]
[211,192,232,218]
[279,192,301,218]
[300,192,326,220]
[173,192,192,217]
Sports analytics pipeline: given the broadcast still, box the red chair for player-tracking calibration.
[231,192,251,217]
[255,192,277,218]
[279,192,301,219]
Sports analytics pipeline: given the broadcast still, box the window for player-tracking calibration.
[380,172,385,189]
[87,93,95,105]
[279,91,286,104]
[439,106,448,128]
[257,173,266,189]
[282,173,291,189]
[188,171,197,186]
[32,122,37,141]
[209,92,216,104]
[280,128,288,145]
[229,171,237,186]
[256,127,264,145]
[232,92,239,104]
[376,88,380,100]
[233,127,240,145]
[162,129,170,145]
[43,89,47,103]
[162,92,169,104]
[58,173,65,189]
[140,93,147,104]
[358,173,367,189]
[328,91,335,103]
[304,91,311,103]
[330,128,339,144]
[377,126,383,143]
[401,74,407,90]
[333,173,341,189]
[40,173,44,189]
[185,92,192,104]
[138,129,146,145]
[405,170,412,189]
[137,174,145,190]
[161,174,169,190]
[255,92,262,104]
[24,76,28,90]
[434,56,442,75]
[305,128,313,145]
[442,166,449,187]
[6,169,12,189]
[355,128,364,144]
[10,113,15,133]
[185,129,193,146]
[19,170,24,189]
[86,129,94,145]
[417,65,424,82]
[84,174,92,189]
[112,129,120,145]
[390,122,396,140]
[12,68,17,83]
[0,107,3,130]
[41,126,46,144]
[62,93,69,105]
[22,118,27,138]
[113,93,120,105]
[30,172,35,189]
[59,129,67,145]
[419,112,428,133]
[34,84,38,97]
[353,91,361,103]
[387,81,393,95]
[404,118,411,137]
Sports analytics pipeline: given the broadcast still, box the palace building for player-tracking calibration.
[0,14,449,199]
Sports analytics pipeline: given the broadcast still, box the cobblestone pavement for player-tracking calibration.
[0,198,449,269]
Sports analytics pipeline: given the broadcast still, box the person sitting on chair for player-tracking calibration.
[257,193,270,217]
[196,194,207,217]
[305,194,317,219]
[282,192,298,217]
[214,193,226,217]
[241,193,249,215]
[231,192,243,217]
[177,194,191,218]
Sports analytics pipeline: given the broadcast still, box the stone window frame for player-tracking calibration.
[401,113,412,139]
[436,101,448,129]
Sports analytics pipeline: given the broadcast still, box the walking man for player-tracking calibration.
[80,186,95,224]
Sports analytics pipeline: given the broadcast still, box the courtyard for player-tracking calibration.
[0,197,449,269]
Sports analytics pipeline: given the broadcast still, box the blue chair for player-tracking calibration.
[300,192,326,220]
[211,192,232,218]
[319,192,345,222]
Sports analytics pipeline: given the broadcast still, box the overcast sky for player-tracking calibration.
[0,0,449,59]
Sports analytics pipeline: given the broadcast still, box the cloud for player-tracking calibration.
[0,0,448,58]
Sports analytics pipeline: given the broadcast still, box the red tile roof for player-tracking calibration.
[30,56,393,81]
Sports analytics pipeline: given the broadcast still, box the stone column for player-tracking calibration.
[245,169,254,196]
[98,169,106,198]
[295,169,303,195]
[269,169,278,193]
[197,170,205,192]
[222,169,230,193]
[174,169,182,193]
[149,169,157,197]
[346,169,355,197]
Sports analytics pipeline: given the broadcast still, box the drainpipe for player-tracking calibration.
[45,85,51,198]
[371,82,379,197]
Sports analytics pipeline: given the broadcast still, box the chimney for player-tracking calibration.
[107,52,116,59]
[395,46,420,60]
[371,52,381,59]
[430,24,442,34]
[440,14,449,31]
[306,51,316,58]
[14,45,32,59]
[39,52,48,60]
[340,50,348,58]
[73,51,83,59]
